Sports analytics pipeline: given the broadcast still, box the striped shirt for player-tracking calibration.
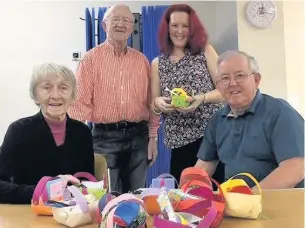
[68,40,160,137]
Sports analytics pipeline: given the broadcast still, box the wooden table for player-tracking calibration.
[0,189,304,228]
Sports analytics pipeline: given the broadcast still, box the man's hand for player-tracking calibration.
[252,157,305,189]
[195,159,218,177]
[148,137,158,167]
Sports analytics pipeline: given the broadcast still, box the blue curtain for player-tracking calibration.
[141,5,171,187]
[85,6,108,129]
[97,7,108,44]
[85,8,93,51]
[91,8,96,47]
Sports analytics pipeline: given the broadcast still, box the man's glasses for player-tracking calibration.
[107,17,134,24]
[218,72,254,85]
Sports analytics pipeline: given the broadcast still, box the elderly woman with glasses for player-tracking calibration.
[0,63,94,204]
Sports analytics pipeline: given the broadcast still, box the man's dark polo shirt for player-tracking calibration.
[197,90,304,187]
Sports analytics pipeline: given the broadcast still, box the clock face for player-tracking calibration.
[246,1,277,29]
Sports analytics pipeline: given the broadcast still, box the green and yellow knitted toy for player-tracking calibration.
[166,87,194,108]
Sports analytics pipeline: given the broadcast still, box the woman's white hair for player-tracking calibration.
[217,50,260,74]
[29,63,76,102]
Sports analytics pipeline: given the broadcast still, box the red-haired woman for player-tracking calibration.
[151,4,224,185]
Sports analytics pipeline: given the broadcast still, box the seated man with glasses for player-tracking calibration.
[195,50,304,189]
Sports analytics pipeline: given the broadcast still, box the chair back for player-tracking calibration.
[94,153,108,182]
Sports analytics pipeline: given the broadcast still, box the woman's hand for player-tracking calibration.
[176,95,203,114]
[154,97,176,113]
[58,174,81,186]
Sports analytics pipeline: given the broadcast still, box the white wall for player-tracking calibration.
[214,1,239,54]
[236,0,305,116]
[0,1,238,143]
[282,1,305,116]
[236,1,287,100]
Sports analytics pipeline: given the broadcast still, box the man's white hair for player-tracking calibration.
[102,4,134,22]
[217,50,260,74]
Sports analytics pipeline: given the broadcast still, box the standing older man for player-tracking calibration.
[69,4,160,193]
[195,50,304,189]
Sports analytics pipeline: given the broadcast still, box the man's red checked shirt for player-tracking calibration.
[68,40,160,137]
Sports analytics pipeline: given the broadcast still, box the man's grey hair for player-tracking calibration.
[216,50,260,74]
[29,63,76,102]
[102,4,134,23]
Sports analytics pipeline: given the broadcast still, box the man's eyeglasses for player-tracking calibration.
[107,17,134,24]
[218,72,254,85]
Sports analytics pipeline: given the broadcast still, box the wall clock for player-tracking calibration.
[245,1,277,29]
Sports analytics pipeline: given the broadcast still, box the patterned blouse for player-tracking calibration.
[159,50,223,149]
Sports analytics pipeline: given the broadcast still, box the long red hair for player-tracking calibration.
[158,4,208,55]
